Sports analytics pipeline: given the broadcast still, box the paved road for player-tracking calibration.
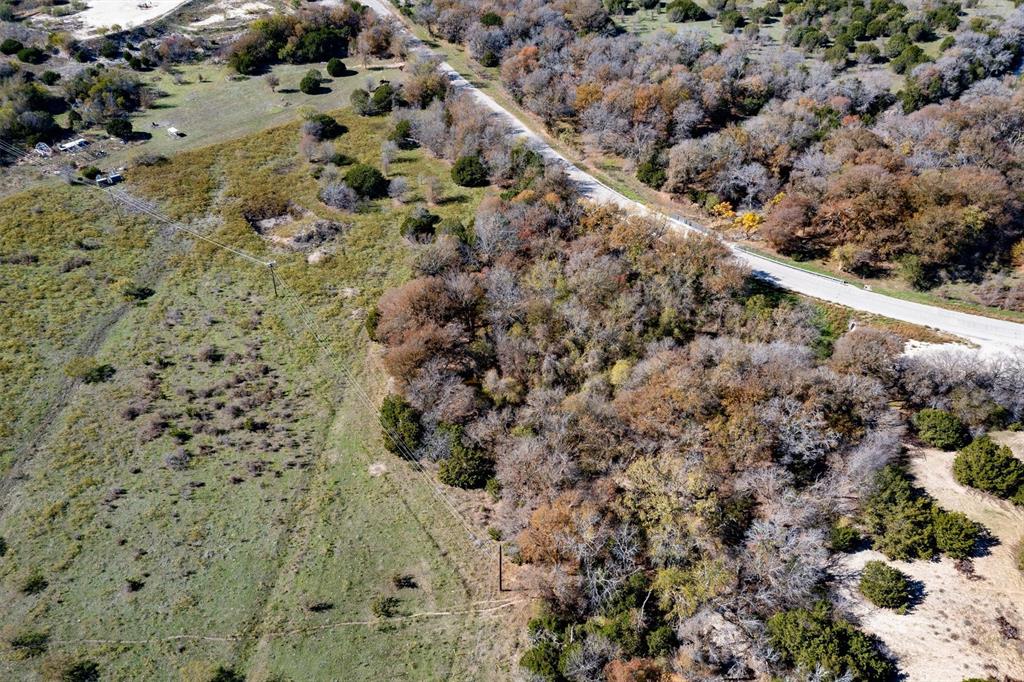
[360,0,1024,354]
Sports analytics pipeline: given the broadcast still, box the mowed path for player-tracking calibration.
[351,0,1024,354]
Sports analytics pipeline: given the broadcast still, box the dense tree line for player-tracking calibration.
[366,65,1024,676]
[401,0,1024,298]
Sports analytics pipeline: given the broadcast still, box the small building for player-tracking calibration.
[34,142,53,158]
[58,138,88,152]
[95,172,123,187]
[167,127,183,138]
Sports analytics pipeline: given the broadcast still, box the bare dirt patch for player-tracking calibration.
[838,437,1024,681]
[368,461,388,477]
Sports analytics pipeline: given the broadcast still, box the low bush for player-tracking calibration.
[451,155,489,187]
[20,572,48,595]
[953,436,1024,499]
[59,659,100,682]
[1015,541,1024,573]
[344,163,387,199]
[7,630,49,658]
[302,113,345,140]
[80,166,101,180]
[0,535,6,556]
[208,667,244,682]
[379,394,421,454]
[0,38,23,55]
[636,159,667,189]
[299,69,322,95]
[40,70,60,85]
[326,57,346,77]
[17,46,45,64]
[371,594,399,617]
[932,509,979,559]
[400,208,441,239]
[859,560,911,610]
[122,285,155,302]
[829,522,861,552]
[912,408,969,450]
[320,182,359,210]
[437,426,492,489]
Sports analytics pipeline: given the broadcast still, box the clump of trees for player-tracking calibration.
[859,560,912,611]
[403,0,1024,299]
[953,436,1024,503]
[767,602,895,681]
[227,6,363,74]
[862,465,980,560]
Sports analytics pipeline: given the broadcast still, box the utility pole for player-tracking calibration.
[267,261,278,297]
[498,542,504,592]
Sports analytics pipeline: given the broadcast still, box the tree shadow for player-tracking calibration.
[436,194,469,206]
[905,577,927,612]
[277,87,299,94]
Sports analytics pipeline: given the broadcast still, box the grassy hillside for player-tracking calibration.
[0,104,511,680]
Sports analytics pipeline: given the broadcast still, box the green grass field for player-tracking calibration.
[0,93,513,680]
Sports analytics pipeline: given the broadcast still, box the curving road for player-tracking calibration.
[358,0,1024,353]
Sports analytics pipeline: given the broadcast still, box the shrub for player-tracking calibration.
[953,436,1024,499]
[81,364,116,384]
[99,39,120,60]
[40,70,60,85]
[636,159,667,189]
[344,163,387,198]
[519,641,561,679]
[365,305,380,339]
[829,523,861,552]
[1016,542,1024,572]
[766,602,895,682]
[17,46,45,64]
[105,117,132,140]
[320,182,359,210]
[123,285,155,302]
[913,409,969,450]
[299,69,322,94]
[379,394,422,454]
[80,166,101,180]
[371,594,399,617]
[0,38,23,55]
[302,112,345,140]
[326,57,346,77]
[389,118,415,149]
[451,155,489,187]
[479,50,499,67]
[0,535,6,556]
[932,509,979,559]
[438,430,492,489]
[20,572,48,594]
[400,207,441,239]
[8,630,49,658]
[859,560,911,610]
[480,10,503,26]
[666,0,709,21]
[60,659,100,682]
[207,667,244,682]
